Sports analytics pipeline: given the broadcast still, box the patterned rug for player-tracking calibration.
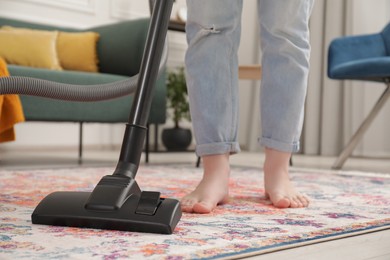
[1,165,389,259]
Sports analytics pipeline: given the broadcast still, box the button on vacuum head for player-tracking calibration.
[136,191,162,216]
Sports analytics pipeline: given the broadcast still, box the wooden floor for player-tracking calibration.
[0,147,389,260]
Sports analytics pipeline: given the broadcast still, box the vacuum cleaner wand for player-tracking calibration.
[31,0,182,234]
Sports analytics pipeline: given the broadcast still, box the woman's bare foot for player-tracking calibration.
[264,148,309,208]
[181,153,230,213]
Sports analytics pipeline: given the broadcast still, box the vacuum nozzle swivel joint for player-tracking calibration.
[85,175,142,211]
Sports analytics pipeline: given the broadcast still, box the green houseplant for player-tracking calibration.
[162,67,192,151]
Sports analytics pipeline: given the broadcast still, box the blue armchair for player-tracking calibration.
[327,22,390,169]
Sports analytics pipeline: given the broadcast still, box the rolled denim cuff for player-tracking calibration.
[196,142,241,157]
[259,137,300,153]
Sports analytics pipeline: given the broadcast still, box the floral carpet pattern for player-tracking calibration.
[0,165,389,259]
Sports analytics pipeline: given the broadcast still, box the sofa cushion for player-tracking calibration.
[2,26,100,72]
[0,29,62,70]
[57,31,100,72]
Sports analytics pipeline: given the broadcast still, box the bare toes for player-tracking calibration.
[293,197,304,208]
[271,193,291,208]
[180,198,197,213]
[299,194,310,207]
[193,201,215,214]
[278,200,291,208]
[289,198,300,208]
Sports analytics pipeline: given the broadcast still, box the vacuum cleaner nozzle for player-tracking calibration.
[30,0,181,235]
[32,176,182,234]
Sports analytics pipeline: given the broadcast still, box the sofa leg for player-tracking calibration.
[78,122,83,165]
[145,124,150,164]
[154,124,159,152]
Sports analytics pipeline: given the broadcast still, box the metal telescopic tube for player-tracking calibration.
[114,0,174,179]
[129,0,173,127]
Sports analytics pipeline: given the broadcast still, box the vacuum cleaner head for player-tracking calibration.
[29,0,182,235]
[32,176,182,234]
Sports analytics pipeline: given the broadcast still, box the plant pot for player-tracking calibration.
[162,127,192,151]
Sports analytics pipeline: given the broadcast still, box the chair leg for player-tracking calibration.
[196,156,201,168]
[332,82,390,169]
[78,122,83,165]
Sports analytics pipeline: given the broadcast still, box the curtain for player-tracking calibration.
[302,0,390,157]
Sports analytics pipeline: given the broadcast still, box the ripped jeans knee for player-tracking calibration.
[184,2,243,155]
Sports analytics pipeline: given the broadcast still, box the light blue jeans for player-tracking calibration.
[185,0,315,157]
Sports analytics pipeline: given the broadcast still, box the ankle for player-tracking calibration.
[202,153,230,177]
[264,148,291,173]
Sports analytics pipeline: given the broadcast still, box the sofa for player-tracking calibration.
[0,17,167,162]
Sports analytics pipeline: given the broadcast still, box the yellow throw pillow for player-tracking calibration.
[0,29,62,70]
[57,31,100,72]
[1,26,100,72]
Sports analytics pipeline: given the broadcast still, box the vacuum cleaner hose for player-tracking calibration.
[0,39,168,102]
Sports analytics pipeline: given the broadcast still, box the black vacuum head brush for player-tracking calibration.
[32,175,182,234]
[31,191,182,234]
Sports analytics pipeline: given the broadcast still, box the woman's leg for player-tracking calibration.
[182,0,243,213]
[258,0,315,208]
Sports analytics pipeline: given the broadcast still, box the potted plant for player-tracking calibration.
[162,67,192,151]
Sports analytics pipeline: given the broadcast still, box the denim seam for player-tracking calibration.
[228,32,235,143]
[196,142,241,157]
[259,137,300,153]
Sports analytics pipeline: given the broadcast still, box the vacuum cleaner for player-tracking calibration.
[0,0,182,234]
